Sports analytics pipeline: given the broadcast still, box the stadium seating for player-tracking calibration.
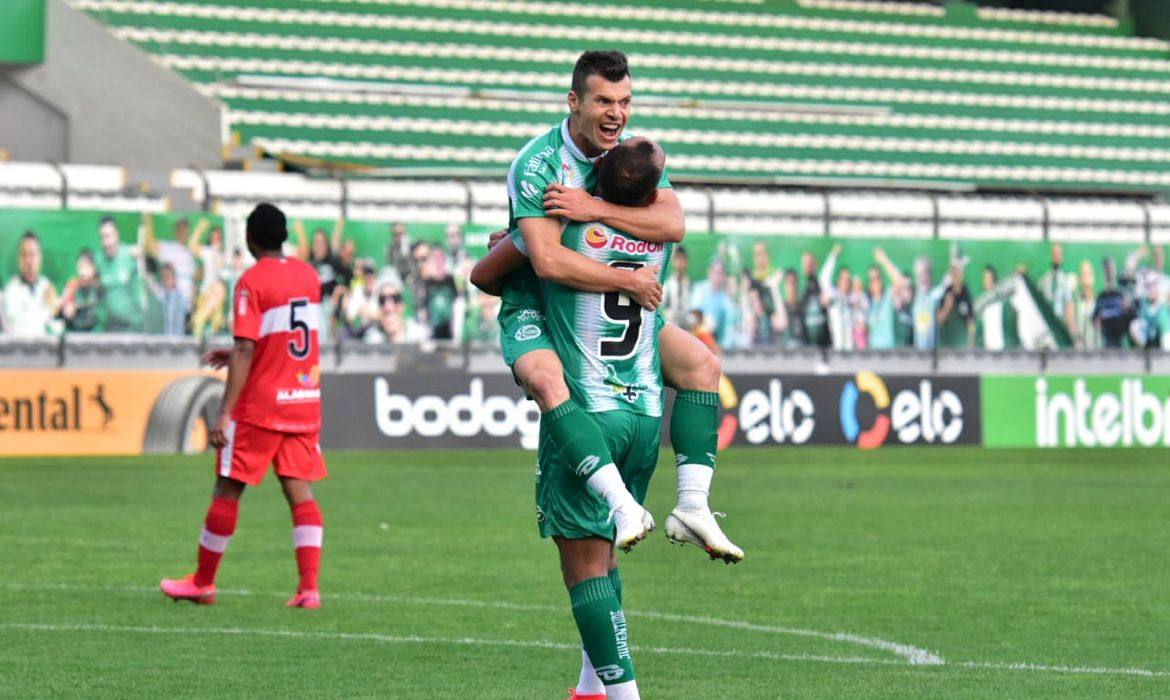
[72,0,1170,193]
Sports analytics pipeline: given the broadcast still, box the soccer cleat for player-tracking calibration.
[286,590,321,609]
[610,501,655,553]
[565,688,606,700]
[665,508,745,564]
[160,574,216,605]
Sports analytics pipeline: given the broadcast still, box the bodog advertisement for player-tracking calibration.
[0,370,224,456]
[321,371,981,451]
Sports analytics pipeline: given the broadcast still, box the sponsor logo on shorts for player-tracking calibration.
[535,505,546,523]
[516,308,544,322]
[675,453,688,466]
[515,324,542,341]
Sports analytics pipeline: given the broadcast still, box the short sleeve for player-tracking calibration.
[508,228,530,258]
[233,275,262,341]
[508,156,555,220]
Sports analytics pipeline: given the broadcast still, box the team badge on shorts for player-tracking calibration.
[515,324,542,341]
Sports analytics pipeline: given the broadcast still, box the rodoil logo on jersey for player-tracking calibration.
[840,372,966,448]
[585,227,608,249]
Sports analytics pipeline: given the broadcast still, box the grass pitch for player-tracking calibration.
[1,447,1167,699]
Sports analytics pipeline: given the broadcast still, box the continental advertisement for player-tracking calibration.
[982,375,1170,448]
[319,371,982,451]
[0,370,223,456]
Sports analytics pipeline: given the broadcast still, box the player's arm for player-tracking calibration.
[469,236,527,297]
[544,185,684,243]
[519,217,662,310]
[208,337,255,448]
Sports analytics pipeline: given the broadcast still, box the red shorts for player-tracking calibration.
[216,420,327,486]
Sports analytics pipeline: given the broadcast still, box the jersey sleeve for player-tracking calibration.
[508,228,530,258]
[508,155,555,220]
[233,275,262,341]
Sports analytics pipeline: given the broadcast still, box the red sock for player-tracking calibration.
[291,500,323,593]
[194,497,239,587]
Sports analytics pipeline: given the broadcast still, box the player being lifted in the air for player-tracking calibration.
[160,203,327,609]
[471,50,743,565]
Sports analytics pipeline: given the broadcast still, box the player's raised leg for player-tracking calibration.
[514,348,652,551]
[160,475,245,605]
[558,537,640,700]
[659,323,744,563]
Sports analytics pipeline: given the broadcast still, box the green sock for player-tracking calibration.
[670,390,719,469]
[569,576,636,687]
[608,568,622,606]
[544,401,614,479]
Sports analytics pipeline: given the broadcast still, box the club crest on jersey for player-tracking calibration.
[515,324,542,341]
[585,227,608,249]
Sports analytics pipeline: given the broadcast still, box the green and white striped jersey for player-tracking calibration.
[500,119,670,314]
[542,220,672,417]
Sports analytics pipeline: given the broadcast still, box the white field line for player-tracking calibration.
[4,583,1169,678]
[0,622,898,669]
[0,581,940,665]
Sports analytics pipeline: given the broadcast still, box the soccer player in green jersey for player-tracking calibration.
[472,51,742,568]
[544,137,669,699]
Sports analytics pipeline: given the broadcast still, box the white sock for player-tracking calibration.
[605,680,640,700]
[576,648,605,695]
[586,463,635,512]
[675,464,713,512]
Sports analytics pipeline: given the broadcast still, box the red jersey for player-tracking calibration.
[231,256,322,433]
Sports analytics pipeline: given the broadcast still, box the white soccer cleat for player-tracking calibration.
[665,508,745,564]
[610,501,655,553]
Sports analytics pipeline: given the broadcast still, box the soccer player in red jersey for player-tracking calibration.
[161,203,327,609]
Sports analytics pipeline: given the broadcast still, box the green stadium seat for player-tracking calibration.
[76,0,1170,192]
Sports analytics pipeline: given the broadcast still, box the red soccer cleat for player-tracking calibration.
[286,590,321,609]
[566,689,606,700]
[160,574,216,605]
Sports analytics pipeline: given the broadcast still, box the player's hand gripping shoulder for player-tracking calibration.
[544,184,684,244]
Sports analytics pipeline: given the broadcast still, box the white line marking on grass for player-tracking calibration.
[0,582,939,665]
[0,622,899,669]
[5,583,1168,678]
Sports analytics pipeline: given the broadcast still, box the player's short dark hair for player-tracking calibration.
[571,51,629,97]
[984,264,997,281]
[246,202,288,251]
[598,138,661,208]
[98,215,116,228]
[20,230,38,244]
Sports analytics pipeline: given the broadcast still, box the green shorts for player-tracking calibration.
[498,301,556,368]
[535,410,662,541]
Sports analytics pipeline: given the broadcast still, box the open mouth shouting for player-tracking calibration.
[598,121,622,147]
